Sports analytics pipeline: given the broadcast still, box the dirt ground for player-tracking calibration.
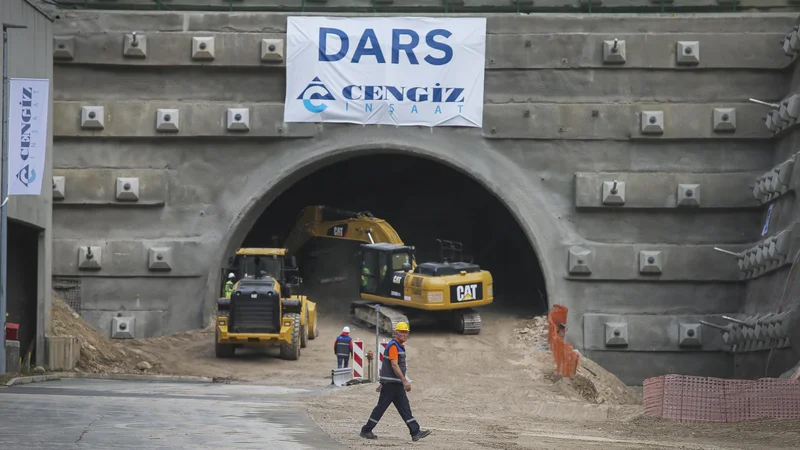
[50,294,800,449]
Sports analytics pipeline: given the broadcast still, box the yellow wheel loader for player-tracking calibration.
[215,248,319,359]
[283,206,493,335]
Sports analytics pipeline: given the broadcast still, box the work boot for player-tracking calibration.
[412,430,432,441]
[360,431,377,439]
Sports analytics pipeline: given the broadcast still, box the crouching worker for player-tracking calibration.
[334,326,353,368]
[359,322,431,442]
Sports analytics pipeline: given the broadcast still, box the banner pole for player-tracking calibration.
[1,23,28,375]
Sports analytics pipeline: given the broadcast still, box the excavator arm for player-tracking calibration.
[283,206,405,256]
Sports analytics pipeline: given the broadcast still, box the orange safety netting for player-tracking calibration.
[548,304,579,377]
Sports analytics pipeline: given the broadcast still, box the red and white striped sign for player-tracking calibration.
[378,342,386,374]
[353,340,364,379]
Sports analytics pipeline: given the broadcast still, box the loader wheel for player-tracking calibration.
[300,309,309,348]
[310,315,319,339]
[280,313,301,361]
[215,328,235,358]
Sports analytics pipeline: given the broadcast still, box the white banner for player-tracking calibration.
[284,17,486,127]
[7,78,49,195]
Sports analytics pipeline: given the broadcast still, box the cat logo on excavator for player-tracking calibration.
[456,284,478,301]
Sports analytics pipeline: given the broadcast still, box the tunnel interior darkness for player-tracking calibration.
[240,153,547,316]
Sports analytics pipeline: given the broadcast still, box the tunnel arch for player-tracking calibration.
[202,136,559,323]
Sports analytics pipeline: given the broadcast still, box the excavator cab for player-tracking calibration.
[360,243,414,301]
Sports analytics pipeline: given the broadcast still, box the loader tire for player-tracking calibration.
[280,313,301,361]
[311,315,319,339]
[300,309,309,348]
[215,328,235,358]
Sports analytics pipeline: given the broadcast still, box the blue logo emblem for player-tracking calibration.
[297,77,335,113]
[16,165,36,187]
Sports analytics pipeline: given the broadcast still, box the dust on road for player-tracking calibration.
[51,295,800,449]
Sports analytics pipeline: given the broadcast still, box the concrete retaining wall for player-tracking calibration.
[46,7,799,384]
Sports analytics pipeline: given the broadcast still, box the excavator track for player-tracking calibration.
[453,308,482,335]
[350,301,409,335]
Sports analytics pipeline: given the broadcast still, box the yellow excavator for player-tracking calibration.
[283,206,494,335]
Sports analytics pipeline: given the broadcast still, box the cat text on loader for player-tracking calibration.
[215,248,319,359]
[284,206,493,335]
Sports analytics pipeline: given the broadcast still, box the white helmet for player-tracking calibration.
[342,326,350,333]
[228,273,235,279]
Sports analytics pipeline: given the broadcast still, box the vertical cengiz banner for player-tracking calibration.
[7,78,50,196]
[283,17,487,127]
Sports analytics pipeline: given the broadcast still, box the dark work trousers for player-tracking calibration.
[361,382,420,436]
[337,356,349,368]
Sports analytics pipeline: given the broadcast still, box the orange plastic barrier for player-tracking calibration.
[548,304,579,377]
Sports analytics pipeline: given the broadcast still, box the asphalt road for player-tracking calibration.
[0,378,346,450]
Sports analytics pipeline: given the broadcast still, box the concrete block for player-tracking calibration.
[148,246,173,271]
[192,36,215,60]
[53,36,75,60]
[762,112,776,132]
[605,322,629,347]
[80,106,105,130]
[712,108,736,132]
[46,336,80,370]
[602,180,625,205]
[568,245,592,275]
[123,32,147,58]
[78,246,102,271]
[791,30,800,52]
[261,38,284,63]
[639,250,663,274]
[111,316,135,339]
[226,108,250,132]
[115,177,140,202]
[331,367,352,387]
[676,183,700,207]
[785,95,800,119]
[679,323,703,348]
[676,41,700,65]
[777,157,796,188]
[641,111,664,135]
[156,108,179,132]
[52,176,65,201]
[766,238,780,262]
[80,309,165,339]
[602,38,626,64]
[5,340,20,373]
[783,34,796,57]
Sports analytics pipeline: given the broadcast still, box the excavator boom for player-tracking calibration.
[283,206,404,256]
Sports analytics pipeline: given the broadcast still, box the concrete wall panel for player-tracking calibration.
[54,66,787,104]
[563,243,746,280]
[575,172,760,209]
[53,239,205,277]
[52,168,167,206]
[51,30,789,70]
[53,101,317,138]
[47,9,800,382]
[583,312,736,351]
[483,103,773,140]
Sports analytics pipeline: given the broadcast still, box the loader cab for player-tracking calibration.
[360,243,414,300]
[222,248,301,298]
